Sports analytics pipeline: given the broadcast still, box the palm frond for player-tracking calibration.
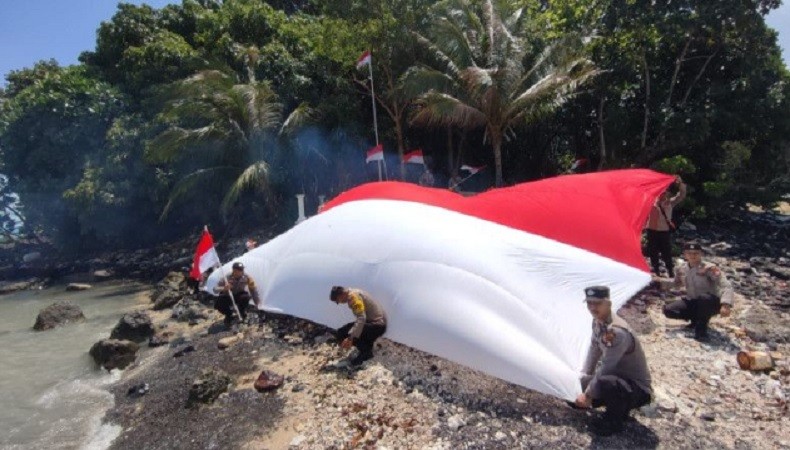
[410,92,486,129]
[280,103,316,137]
[220,161,271,217]
[411,32,462,79]
[145,125,227,164]
[400,66,457,99]
[159,166,239,221]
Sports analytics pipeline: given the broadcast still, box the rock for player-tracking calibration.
[765,264,790,280]
[254,370,285,392]
[148,334,170,348]
[289,435,307,447]
[738,305,790,343]
[110,311,154,343]
[22,252,41,263]
[33,301,86,331]
[187,369,231,408]
[700,411,716,421]
[173,345,196,358]
[447,414,465,430]
[171,301,210,323]
[494,431,507,441]
[218,333,243,350]
[0,280,35,295]
[127,383,149,398]
[152,290,183,310]
[89,339,139,370]
[66,283,92,291]
[93,270,112,280]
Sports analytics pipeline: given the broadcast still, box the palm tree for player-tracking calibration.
[146,70,311,221]
[404,0,598,186]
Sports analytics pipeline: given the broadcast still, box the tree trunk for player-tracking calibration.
[394,118,406,180]
[493,132,504,187]
[597,97,607,170]
[641,50,650,150]
[447,126,454,176]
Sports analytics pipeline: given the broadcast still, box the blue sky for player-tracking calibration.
[0,1,789,87]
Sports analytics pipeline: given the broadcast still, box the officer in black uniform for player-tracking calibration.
[575,286,653,436]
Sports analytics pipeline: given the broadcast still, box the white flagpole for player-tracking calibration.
[449,170,482,191]
[367,55,387,181]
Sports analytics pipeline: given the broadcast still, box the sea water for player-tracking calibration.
[0,282,149,450]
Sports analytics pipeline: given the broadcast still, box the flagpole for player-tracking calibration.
[367,55,387,181]
[449,171,481,191]
[206,225,243,322]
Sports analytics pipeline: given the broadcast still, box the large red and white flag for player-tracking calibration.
[190,228,221,280]
[460,164,486,174]
[206,170,674,401]
[365,144,384,163]
[403,149,424,164]
[356,50,371,69]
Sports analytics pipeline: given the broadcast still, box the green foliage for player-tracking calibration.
[651,155,697,176]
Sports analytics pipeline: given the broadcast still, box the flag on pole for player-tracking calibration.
[403,149,425,164]
[190,227,221,280]
[356,50,372,69]
[366,144,384,163]
[460,164,486,174]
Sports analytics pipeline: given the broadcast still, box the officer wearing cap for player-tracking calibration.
[330,286,387,366]
[213,262,260,327]
[663,241,733,340]
[575,286,652,436]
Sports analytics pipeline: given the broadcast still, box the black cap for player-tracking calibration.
[683,242,703,251]
[232,262,244,270]
[330,286,345,302]
[583,286,610,302]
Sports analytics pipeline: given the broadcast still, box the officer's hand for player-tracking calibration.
[720,304,732,318]
[675,176,683,184]
[574,393,591,409]
[340,338,353,349]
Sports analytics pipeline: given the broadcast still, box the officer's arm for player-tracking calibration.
[213,278,226,294]
[347,296,366,339]
[674,266,685,288]
[247,276,261,304]
[581,340,602,375]
[709,267,734,305]
[583,329,631,398]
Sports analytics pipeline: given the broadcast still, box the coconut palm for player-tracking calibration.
[146,69,311,221]
[404,0,598,186]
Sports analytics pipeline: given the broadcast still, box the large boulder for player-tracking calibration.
[171,300,210,324]
[89,339,139,370]
[150,272,188,310]
[110,311,154,342]
[33,301,86,331]
[187,369,231,408]
[737,305,790,344]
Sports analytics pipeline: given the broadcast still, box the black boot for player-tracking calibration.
[694,319,710,341]
[590,416,624,436]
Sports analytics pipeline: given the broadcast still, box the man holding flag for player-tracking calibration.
[213,262,260,327]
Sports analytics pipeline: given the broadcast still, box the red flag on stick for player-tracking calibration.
[190,227,221,280]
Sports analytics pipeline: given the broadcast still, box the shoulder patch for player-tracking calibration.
[706,266,721,277]
[601,330,616,347]
[349,295,365,315]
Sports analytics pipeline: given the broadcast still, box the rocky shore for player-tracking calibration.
[85,210,788,450]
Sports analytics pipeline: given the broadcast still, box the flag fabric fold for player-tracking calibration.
[403,149,424,164]
[356,50,371,69]
[190,228,220,280]
[366,144,384,163]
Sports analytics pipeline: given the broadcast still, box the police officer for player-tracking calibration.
[213,262,260,327]
[576,286,652,436]
[330,286,387,366]
[664,242,733,340]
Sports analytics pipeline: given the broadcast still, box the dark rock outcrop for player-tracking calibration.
[151,272,188,310]
[187,369,231,408]
[254,370,284,392]
[90,339,139,370]
[33,301,86,331]
[110,311,155,342]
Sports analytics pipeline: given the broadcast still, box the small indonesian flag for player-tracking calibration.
[356,50,372,69]
[190,227,221,280]
[460,164,486,174]
[403,149,424,164]
[366,144,384,163]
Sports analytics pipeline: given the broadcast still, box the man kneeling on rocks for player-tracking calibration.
[664,242,733,340]
[213,262,260,327]
[575,286,653,436]
[330,286,387,367]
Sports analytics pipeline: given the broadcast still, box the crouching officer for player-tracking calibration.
[330,286,387,366]
[576,286,652,436]
[664,242,733,340]
[213,262,260,326]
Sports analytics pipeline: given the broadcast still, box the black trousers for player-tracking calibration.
[215,292,250,320]
[336,322,387,356]
[663,295,721,334]
[595,376,651,422]
[646,229,674,277]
